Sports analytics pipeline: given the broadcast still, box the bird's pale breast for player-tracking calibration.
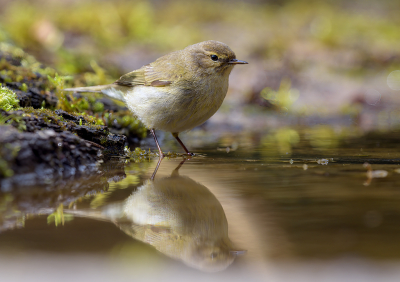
[123,73,230,133]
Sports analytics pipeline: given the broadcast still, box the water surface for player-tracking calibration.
[2,129,400,281]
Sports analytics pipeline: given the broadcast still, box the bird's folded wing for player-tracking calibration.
[114,65,172,87]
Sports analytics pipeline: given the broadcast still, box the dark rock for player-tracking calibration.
[101,134,127,156]
[14,88,57,109]
[4,109,127,156]
[55,109,86,124]
[0,125,102,189]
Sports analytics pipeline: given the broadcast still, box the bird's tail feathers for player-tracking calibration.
[64,84,126,102]
[64,84,112,93]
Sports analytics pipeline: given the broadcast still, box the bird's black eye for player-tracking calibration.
[210,55,219,61]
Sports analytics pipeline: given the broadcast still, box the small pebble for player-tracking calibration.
[317,159,329,165]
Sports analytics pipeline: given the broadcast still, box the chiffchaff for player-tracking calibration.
[64,40,247,159]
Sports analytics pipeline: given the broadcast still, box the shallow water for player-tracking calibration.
[2,129,400,282]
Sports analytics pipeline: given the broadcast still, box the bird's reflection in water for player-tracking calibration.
[68,161,245,272]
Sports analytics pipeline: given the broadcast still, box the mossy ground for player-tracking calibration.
[0,43,149,180]
[0,42,146,127]
[0,43,147,143]
[0,83,19,111]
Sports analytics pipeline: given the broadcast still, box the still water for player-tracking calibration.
[1,129,400,282]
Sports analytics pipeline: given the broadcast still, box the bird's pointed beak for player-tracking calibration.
[228,59,248,64]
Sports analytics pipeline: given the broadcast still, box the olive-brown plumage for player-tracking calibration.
[64,41,247,157]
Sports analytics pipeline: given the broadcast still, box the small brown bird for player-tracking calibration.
[64,41,247,158]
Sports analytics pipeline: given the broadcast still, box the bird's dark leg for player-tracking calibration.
[150,129,164,180]
[150,129,165,158]
[172,132,194,156]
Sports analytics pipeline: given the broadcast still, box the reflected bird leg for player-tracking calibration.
[172,132,194,156]
[171,158,188,177]
[150,129,164,180]
[151,158,163,180]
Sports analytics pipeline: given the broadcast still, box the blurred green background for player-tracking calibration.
[1,0,400,131]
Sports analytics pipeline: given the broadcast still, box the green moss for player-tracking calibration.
[76,98,90,111]
[81,112,104,126]
[0,44,113,129]
[20,107,104,132]
[4,114,26,131]
[0,157,14,178]
[92,101,104,113]
[125,147,182,163]
[0,113,12,125]
[0,84,19,111]
[0,42,147,154]
[47,73,71,111]
[0,43,61,111]
[46,73,112,115]
[103,111,147,139]
[20,82,28,92]
[1,111,26,130]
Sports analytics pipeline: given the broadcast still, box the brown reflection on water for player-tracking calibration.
[158,158,292,270]
[66,161,243,272]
